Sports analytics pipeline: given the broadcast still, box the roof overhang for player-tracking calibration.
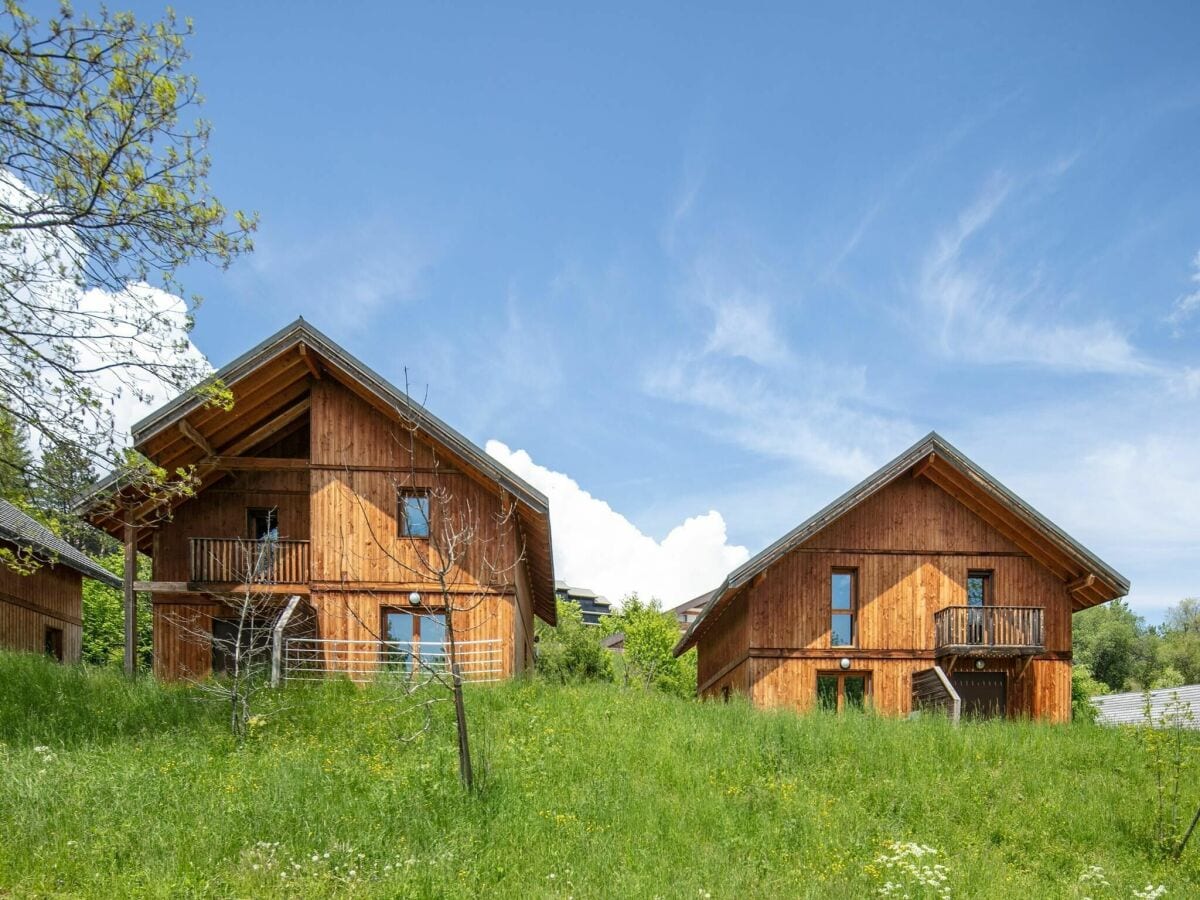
[674,432,1129,656]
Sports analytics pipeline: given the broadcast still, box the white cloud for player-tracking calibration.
[704,294,790,366]
[486,440,749,606]
[1166,249,1200,335]
[918,175,1155,375]
[0,170,210,451]
[645,356,913,481]
[76,283,210,442]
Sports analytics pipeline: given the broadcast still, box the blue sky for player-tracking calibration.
[104,2,1199,620]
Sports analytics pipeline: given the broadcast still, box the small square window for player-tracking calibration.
[398,491,430,538]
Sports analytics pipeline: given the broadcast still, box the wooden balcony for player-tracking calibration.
[934,606,1044,657]
[189,537,310,585]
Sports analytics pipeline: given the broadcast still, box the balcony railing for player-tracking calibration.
[280,638,504,684]
[934,606,1044,656]
[189,537,310,584]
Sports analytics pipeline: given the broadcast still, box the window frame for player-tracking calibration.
[380,607,449,673]
[397,489,432,539]
[816,670,872,713]
[830,567,858,648]
[966,569,993,607]
[246,507,279,541]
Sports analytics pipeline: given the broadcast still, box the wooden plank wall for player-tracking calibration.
[153,602,220,680]
[732,477,1077,721]
[0,560,84,662]
[696,589,750,691]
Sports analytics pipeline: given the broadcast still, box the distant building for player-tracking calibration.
[669,591,714,634]
[1091,684,1200,729]
[554,581,612,626]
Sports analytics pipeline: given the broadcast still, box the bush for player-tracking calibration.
[604,594,696,698]
[1072,664,1105,723]
[534,599,613,683]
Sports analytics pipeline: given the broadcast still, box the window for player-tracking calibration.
[44,626,63,661]
[831,569,856,647]
[966,570,992,644]
[247,507,279,541]
[398,491,431,538]
[383,609,447,674]
[966,571,992,607]
[816,672,870,713]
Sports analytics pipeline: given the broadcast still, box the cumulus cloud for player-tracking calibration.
[486,440,749,606]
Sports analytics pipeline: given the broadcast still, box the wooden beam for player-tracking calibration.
[123,523,137,677]
[1066,573,1096,593]
[912,452,937,480]
[298,342,323,379]
[943,654,957,676]
[1014,654,1035,681]
[177,420,215,457]
[134,581,190,592]
[209,457,310,471]
[221,396,312,458]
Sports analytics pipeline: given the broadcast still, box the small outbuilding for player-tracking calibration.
[0,500,121,662]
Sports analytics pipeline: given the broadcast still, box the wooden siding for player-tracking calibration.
[153,602,220,680]
[715,477,1076,721]
[696,589,750,693]
[0,561,84,662]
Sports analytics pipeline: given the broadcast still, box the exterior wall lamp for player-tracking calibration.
[974,658,986,670]
[839,657,851,670]
[409,591,421,606]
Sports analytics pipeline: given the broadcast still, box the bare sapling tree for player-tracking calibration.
[169,521,290,741]
[329,399,526,791]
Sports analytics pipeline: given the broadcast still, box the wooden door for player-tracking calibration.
[951,671,1006,719]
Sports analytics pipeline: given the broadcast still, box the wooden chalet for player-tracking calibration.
[81,319,556,682]
[1,499,122,662]
[674,433,1129,722]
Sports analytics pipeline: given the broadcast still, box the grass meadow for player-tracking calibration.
[0,651,1196,898]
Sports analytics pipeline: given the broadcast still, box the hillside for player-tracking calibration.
[0,652,1195,898]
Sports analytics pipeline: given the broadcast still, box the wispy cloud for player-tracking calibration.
[487,440,748,604]
[238,219,441,335]
[917,174,1156,375]
[1166,249,1200,335]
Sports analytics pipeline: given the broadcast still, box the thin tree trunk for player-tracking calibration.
[452,666,473,790]
[1176,802,1200,860]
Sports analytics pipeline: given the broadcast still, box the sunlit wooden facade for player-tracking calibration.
[675,434,1129,722]
[84,320,555,681]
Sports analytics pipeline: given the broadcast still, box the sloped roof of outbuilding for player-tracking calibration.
[0,500,120,587]
[675,432,1129,655]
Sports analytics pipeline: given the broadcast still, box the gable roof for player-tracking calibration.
[79,318,556,623]
[0,500,121,587]
[674,432,1130,655]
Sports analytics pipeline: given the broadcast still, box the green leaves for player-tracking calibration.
[0,1,257,477]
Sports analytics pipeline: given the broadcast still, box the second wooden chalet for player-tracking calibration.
[674,434,1129,722]
[82,319,556,682]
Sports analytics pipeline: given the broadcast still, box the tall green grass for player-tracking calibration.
[0,651,1195,898]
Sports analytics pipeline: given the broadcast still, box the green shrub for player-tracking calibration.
[534,599,613,683]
